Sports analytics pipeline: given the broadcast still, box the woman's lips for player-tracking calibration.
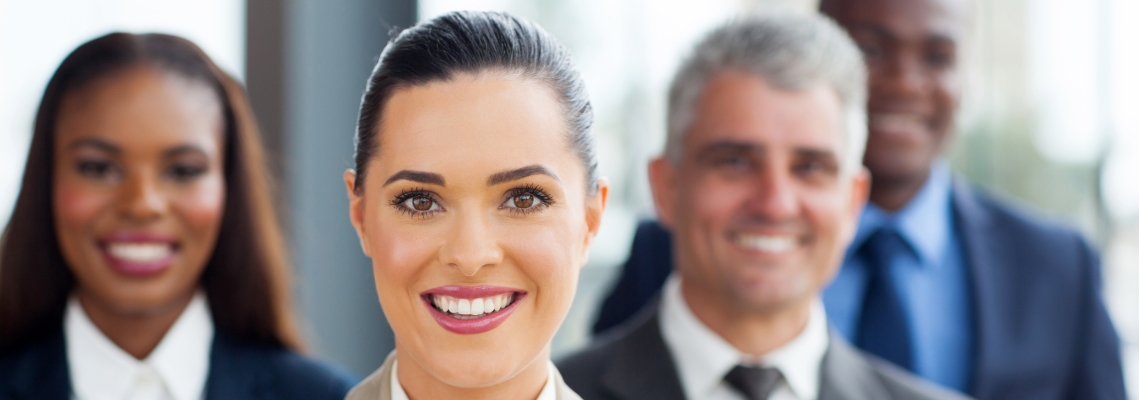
[98,232,178,278]
[420,286,526,335]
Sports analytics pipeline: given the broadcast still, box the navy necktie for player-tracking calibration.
[855,228,916,371]
[724,365,783,400]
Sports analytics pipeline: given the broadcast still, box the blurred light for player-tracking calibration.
[1028,0,1104,164]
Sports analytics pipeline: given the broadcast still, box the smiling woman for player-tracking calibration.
[0,33,354,399]
[344,11,608,400]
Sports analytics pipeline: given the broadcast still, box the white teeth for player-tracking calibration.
[735,234,798,253]
[871,113,925,133]
[107,243,172,263]
[432,294,515,316]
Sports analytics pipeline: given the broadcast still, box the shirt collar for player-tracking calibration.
[853,160,954,266]
[66,292,214,400]
[660,275,829,400]
[390,359,559,400]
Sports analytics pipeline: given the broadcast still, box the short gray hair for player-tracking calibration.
[666,13,867,174]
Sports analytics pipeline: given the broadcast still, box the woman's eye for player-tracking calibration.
[76,160,117,180]
[402,195,439,212]
[167,164,207,181]
[502,186,553,214]
[507,193,540,209]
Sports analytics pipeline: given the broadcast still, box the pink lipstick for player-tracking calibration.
[421,286,526,334]
[98,231,178,278]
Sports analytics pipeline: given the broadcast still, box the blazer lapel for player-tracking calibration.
[818,334,891,400]
[204,333,272,400]
[598,310,686,400]
[1,330,71,400]
[951,178,1002,398]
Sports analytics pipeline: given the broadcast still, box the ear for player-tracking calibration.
[844,166,871,240]
[647,157,678,229]
[583,177,610,251]
[849,166,871,218]
[345,169,372,258]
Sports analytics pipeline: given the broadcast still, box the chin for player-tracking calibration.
[421,345,529,388]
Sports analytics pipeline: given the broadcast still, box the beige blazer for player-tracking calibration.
[346,351,582,400]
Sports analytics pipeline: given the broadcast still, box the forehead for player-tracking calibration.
[683,70,843,154]
[832,0,968,42]
[374,73,577,182]
[55,66,223,148]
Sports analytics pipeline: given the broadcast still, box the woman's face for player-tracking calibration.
[347,73,607,389]
[52,65,225,316]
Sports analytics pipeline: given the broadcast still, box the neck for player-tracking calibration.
[868,165,933,213]
[76,289,194,360]
[398,346,549,400]
[680,279,811,357]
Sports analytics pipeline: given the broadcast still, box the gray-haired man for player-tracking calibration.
[558,14,970,400]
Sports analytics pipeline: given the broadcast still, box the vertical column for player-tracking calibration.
[247,0,417,377]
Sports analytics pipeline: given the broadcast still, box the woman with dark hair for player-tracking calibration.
[343,11,607,400]
[0,33,355,399]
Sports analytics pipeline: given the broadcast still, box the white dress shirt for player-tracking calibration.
[390,359,558,400]
[660,275,829,400]
[65,292,214,400]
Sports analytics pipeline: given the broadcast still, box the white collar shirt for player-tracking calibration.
[65,292,214,400]
[660,275,830,400]
[390,359,558,400]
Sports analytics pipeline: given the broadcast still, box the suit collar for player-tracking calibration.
[950,178,998,397]
[1,330,71,400]
[597,306,686,400]
[203,333,275,400]
[818,333,892,400]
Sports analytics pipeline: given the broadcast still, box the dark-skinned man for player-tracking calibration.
[591,0,1128,398]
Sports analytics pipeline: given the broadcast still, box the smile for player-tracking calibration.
[421,286,526,334]
[870,113,927,134]
[733,233,800,254]
[99,231,178,278]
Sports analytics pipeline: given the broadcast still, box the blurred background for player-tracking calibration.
[1,0,1136,395]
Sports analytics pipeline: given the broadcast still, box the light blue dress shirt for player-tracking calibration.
[823,161,975,393]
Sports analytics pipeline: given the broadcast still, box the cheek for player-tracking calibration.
[681,175,750,226]
[53,180,113,236]
[170,177,226,241]
[371,223,437,283]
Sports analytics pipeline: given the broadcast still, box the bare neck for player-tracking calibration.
[680,279,811,358]
[76,290,194,360]
[868,167,933,213]
[397,347,550,400]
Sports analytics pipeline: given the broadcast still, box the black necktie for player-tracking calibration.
[724,365,782,400]
[855,228,916,371]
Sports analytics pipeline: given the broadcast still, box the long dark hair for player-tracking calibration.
[0,33,303,353]
[354,11,599,194]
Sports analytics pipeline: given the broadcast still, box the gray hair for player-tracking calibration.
[665,13,868,174]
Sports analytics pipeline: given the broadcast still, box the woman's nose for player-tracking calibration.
[437,211,504,276]
[117,171,167,221]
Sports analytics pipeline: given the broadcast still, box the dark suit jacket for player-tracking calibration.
[0,329,356,400]
[591,179,1127,400]
[559,306,971,400]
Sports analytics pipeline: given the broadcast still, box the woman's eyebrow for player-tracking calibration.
[487,164,560,186]
[163,144,210,158]
[67,138,120,154]
[383,170,446,187]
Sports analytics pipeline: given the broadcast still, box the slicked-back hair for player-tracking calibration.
[354,11,598,194]
[666,13,868,174]
[0,33,304,353]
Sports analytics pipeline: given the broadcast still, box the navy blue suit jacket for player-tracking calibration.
[592,179,1127,400]
[0,329,356,400]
